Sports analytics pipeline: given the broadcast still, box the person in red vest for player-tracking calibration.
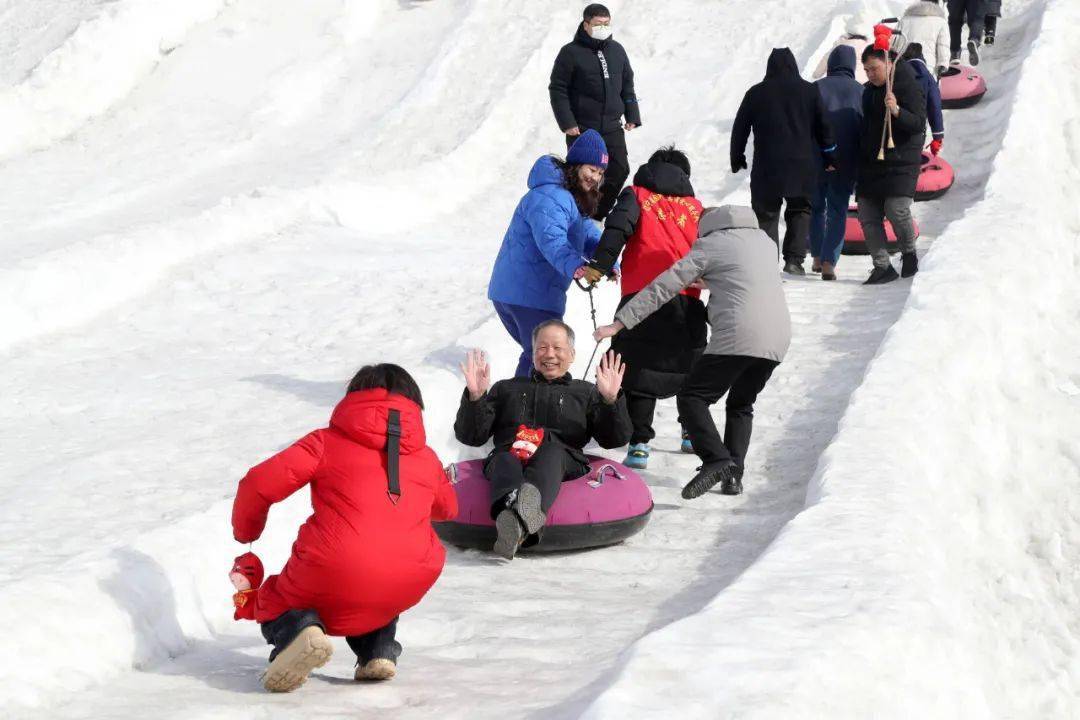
[583,146,707,469]
[231,364,458,692]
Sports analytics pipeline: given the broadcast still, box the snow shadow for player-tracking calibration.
[243,374,343,408]
[100,549,264,695]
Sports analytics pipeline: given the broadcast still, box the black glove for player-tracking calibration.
[731,156,748,174]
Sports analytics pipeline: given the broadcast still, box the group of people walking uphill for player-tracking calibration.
[225,0,993,697]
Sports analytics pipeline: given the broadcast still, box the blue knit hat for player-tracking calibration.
[566,129,609,168]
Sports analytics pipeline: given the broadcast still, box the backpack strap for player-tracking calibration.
[387,409,402,504]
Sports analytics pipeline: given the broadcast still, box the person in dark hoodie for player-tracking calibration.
[902,43,946,156]
[857,46,928,284]
[581,146,707,468]
[810,45,864,281]
[731,48,837,276]
[549,4,642,220]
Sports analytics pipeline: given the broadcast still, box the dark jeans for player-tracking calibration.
[676,354,779,467]
[566,128,630,220]
[485,443,588,520]
[261,609,401,665]
[809,174,855,266]
[751,195,812,263]
[948,0,986,51]
[492,301,562,378]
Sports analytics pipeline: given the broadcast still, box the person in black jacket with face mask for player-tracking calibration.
[549,3,642,220]
[455,321,632,560]
[731,48,837,276]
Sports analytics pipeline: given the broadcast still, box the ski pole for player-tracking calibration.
[575,278,602,377]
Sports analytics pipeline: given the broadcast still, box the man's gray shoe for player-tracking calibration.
[513,482,546,535]
[493,509,525,560]
[681,462,738,500]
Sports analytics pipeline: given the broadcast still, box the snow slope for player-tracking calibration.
[0,0,1074,717]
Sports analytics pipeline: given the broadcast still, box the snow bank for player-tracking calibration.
[583,0,1080,716]
[0,0,227,161]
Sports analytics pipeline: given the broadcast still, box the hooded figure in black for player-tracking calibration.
[730,48,836,275]
[549,6,642,220]
[583,148,708,462]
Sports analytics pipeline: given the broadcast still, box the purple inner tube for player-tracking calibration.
[435,455,654,552]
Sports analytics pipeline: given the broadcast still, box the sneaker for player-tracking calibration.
[681,461,738,500]
[512,482,546,535]
[783,260,806,276]
[901,252,919,278]
[355,658,397,682]
[950,49,962,66]
[624,442,650,469]
[493,509,525,560]
[262,625,334,693]
[680,430,694,454]
[821,261,836,281]
[863,265,899,285]
[984,29,995,46]
[968,39,980,66]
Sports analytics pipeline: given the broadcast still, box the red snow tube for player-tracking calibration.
[940,65,987,108]
[915,152,955,201]
[433,456,653,553]
[842,205,921,255]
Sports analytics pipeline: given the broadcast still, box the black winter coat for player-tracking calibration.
[549,25,642,134]
[454,373,633,465]
[731,48,836,201]
[856,60,927,199]
[589,161,708,398]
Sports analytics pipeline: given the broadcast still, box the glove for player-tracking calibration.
[582,266,605,285]
[731,156,748,174]
[930,139,943,156]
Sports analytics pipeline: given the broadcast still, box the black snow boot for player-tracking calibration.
[783,260,806,277]
[968,39,981,66]
[682,461,739,500]
[984,18,997,45]
[950,49,962,66]
[863,265,899,285]
[901,253,919,278]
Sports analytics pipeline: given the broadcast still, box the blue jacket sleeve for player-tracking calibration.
[927,80,945,139]
[528,196,587,278]
[580,216,602,259]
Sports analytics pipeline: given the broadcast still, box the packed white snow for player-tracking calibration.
[0,0,1076,717]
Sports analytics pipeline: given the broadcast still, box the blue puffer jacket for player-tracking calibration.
[487,156,601,315]
[815,45,865,182]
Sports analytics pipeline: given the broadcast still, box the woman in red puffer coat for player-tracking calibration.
[231,364,457,692]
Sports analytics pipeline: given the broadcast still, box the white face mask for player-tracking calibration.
[588,24,612,41]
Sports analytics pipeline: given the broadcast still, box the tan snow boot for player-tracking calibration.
[354,658,397,682]
[262,625,334,692]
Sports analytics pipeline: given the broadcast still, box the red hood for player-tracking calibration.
[329,389,426,453]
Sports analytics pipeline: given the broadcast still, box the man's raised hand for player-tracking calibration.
[595,350,625,405]
[461,348,491,401]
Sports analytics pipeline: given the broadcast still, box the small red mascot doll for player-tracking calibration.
[510,425,544,462]
[229,552,265,621]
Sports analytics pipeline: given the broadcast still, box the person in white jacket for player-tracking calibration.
[812,9,877,84]
[899,0,951,76]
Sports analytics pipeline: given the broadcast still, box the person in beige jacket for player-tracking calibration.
[899,0,951,76]
[593,206,791,499]
[812,9,876,84]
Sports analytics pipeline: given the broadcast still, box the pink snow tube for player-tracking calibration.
[433,456,653,552]
[940,65,987,108]
[915,152,955,201]
[842,205,921,255]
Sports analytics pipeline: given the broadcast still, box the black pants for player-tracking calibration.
[948,0,986,52]
[485,443,588,519]
[676,354,779,467]
[627,392,657,445]
[751,195,812,262]
[261,609,400,665]
[566,128,629,220]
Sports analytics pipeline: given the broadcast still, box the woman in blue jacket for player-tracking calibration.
[488,130,609,377]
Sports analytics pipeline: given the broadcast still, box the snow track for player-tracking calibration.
[1,0,1073,717]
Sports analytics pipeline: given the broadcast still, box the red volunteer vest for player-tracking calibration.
[620,187,704,299]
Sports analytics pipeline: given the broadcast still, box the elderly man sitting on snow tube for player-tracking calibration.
[454,319,632,560]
